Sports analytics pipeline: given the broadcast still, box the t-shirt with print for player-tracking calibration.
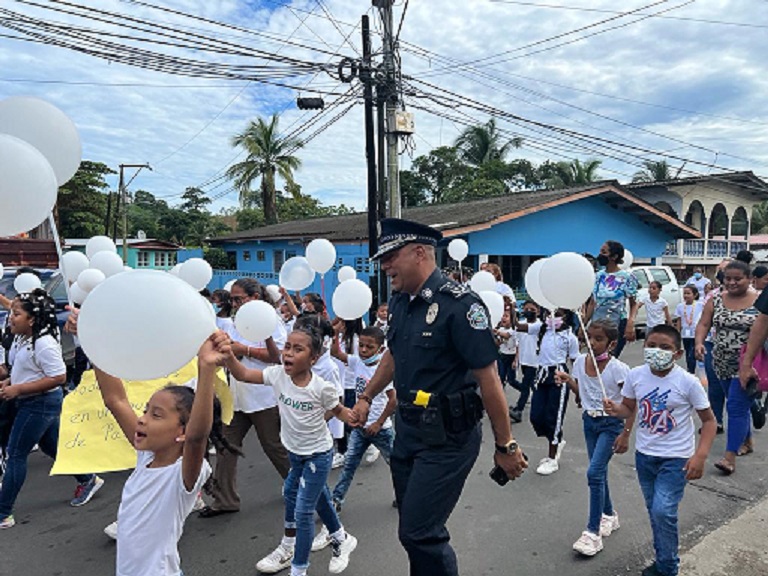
[529,324,579,367]
[9,334,66,387]
[592,269,639,322]
[263,365,339,455]
[571,354,629,410]
[117,451,211,576]
[347,355,393,429]
[674,301,703,339]
[497,327,517,355]
[622,364,710,459]
[641,296,669,328]
[518,320,542,367]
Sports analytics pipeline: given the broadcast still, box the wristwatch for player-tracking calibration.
[495,440,519,455]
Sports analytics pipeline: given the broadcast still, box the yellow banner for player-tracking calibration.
[51,362,232,475]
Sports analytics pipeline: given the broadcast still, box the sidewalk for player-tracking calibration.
[679,495,768,575]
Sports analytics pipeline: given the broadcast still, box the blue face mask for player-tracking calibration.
[362,350,384,366]
[213,304,221,314]
[694,272,702,280]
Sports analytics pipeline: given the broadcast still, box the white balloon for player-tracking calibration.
[77,268,106,293]
[224,279,236,292]
[89,251,125,278]
[525,259,557,311]
[305,239,337,274]
[0,96,82,185]
[14,273,42,294]
[85,236,117,259]
[0,263,3,278]
[169,263,182,276]
[266,284,281,304]
[470,270,496,293]
[123,265,133,272]
[448,239,469,262]
[540,252,596,310]
[62,251,90,284]
[280,257,316,291]
[620,249,634,270]
[235,300,279,342]
[338,266,356,282]
[70,282,89,305]
[0,134,58,237]
[332,279,373,320]
[78,270,216,380]
[179,258,213,291]
[480,290,505,327]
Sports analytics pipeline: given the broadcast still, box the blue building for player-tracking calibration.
[204,182,699,298]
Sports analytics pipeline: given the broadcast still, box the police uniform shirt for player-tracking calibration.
[386,268,499,397]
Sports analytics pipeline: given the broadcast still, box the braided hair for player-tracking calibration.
[15,288,60,344]
[535,308,575,357]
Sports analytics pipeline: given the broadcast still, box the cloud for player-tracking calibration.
[0,0,766,217]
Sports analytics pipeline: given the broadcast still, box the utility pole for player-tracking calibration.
[118,163,151,263]
[377,0,401,218]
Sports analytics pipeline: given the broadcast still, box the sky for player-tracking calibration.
[1,0,767,217]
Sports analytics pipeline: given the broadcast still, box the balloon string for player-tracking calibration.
[320,273,325,303]
[48,213,73,309]
[574,309,608,399]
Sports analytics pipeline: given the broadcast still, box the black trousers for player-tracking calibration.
[390,411,481,576]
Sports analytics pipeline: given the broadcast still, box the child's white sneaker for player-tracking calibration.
[312,524,332,551]
[332,452,345,470]
[536,458,559,475]
[104,520,118,540]
[256,543,294,573]
[192,492,206,512]
[573,531,603,556]
[329,533,357,574]
[600,512,620,537]
[364,446,380,464]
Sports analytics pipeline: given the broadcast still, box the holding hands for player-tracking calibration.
[198,331,232,367]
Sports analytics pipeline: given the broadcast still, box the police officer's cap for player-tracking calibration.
[371,218,443,260]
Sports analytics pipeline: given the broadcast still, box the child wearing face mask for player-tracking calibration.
[604,325,716,576]
[519,308,579,476]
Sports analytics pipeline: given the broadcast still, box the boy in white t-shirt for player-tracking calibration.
[605,325,716,576]
[635,281,672,338]
[330,326,395,512]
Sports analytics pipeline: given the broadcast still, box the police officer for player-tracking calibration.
[352,218,527,576]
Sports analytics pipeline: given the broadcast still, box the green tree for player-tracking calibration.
[752,202,768,234]
[632,160,674,183]
[57,160,114,238]
[454,118,522,167]
[226,115,303,224]
[399,170,430,207]
[203,247,233,269]
[128,190,169,239]
[544,159,602,189]
[411,146,469,203]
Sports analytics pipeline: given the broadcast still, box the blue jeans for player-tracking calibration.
[512,365,537,412]
[704,341,726,425]
[497,353,516,388]
[0,390,92,519]
[726,377,752,453]
[613,318,629,359]
[333,427,394,507]
[682,339,696,374]
[636,452,688,576]
[583,414,624,534]
[283,449,342,571]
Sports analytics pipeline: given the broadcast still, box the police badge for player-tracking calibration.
[426,303,439,325]
[467,303,490,330]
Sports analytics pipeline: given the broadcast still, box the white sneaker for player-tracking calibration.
[536,457,559,475]
[104,520,118,540]
[555,440,567,461]
[329,533,357,574]
[364,445,380,464]
[312,524,332,552]
[600,512,620,537]
[192,492,206,512]
[572,530,603,556]
[332,452,345,470]
[255,543,294,574]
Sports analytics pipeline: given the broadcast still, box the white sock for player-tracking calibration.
[290,567,307,576]
[282,536,296,549]
[330,527,347,543]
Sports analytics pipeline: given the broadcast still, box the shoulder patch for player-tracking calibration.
[467,303,490,330]
[439,281,470,299]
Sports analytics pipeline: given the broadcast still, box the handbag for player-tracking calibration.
[740,343,768,393]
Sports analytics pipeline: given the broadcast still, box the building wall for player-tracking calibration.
[467,196,672,259]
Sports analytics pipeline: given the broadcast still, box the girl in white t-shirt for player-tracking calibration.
[636,281,671,337]
[674,286,703,374]
[494,310,518,389]
[226,325,358,576]
[0,290,102,530]
[556,320,634,557]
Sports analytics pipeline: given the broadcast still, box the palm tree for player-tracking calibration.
[546,158,602,188]
[632,160,674,183]
[454,118,522,167]
[227,115,303,224]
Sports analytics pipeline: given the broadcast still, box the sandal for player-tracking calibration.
[737,443,754,457]
[714,459,735,475]
[198,506,237,518]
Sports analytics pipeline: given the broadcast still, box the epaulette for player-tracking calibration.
[438,281,471,299]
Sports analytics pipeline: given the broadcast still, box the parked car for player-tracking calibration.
[0,267,76,367]
[629,265,682,336]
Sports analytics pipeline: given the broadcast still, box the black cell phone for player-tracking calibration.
[489,452,528,487]
[746,377,760,398]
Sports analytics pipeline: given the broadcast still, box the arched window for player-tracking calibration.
[709,203,729,239]
[684,200,706,233]
[654,201,677,218]
[731,207,749,238]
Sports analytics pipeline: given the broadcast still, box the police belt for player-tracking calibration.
[398,388,484,433]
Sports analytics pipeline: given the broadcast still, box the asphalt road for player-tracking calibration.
[5,341,767,576]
